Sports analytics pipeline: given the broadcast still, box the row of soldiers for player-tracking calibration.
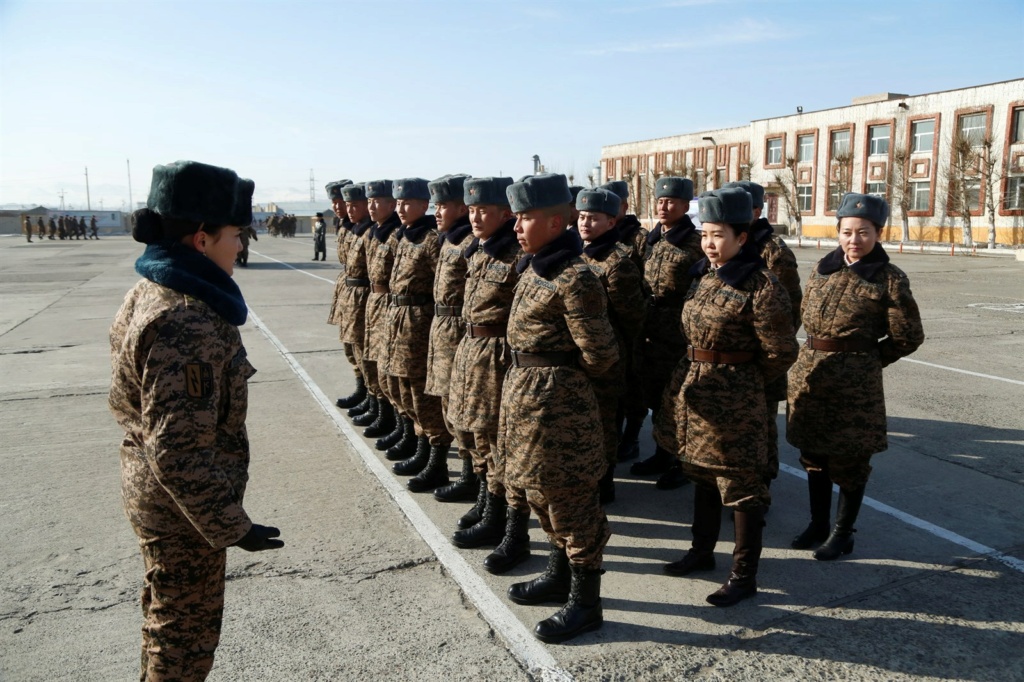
[266,213,299,237]
[22,214,99,241]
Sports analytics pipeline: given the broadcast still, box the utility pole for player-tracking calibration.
[309,169,315,204]
[58,189,66,211]
[127,159,134,211]
[85,167,92,210]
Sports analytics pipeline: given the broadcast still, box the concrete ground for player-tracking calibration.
[1,233,1021,682]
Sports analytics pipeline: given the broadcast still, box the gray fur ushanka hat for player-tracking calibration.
[722,180,765,209]
[428,175,469,204]
[325,179,353,201]
[393,178,430,201]
[576,188,621,217]
[600,180,630,201]
[364,180,393,198]
[506,173,572,213]
[837,192,889,228]
[654,176,694,202]
[147,160,254,227]
[341,183,367,202]
[698,187,753,225]
[464,177,514,206]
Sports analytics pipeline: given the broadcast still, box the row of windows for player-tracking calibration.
[793,176,1024,213]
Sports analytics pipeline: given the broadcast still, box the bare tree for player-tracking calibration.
[979,135,1002,248]
[943,130,980,247]
[890,144,912,242]
[827,150,854,212]
[773,154,803,237]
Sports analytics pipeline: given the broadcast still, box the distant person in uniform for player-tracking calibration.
[313,212,327,261]
[90,215,99,239]
[24,215,33,242]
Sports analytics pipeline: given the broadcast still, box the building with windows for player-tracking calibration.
[600,78,1024,245]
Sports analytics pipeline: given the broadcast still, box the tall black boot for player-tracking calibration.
[656,460,691,490]
[617,410,646,461]
[533,565,603,643]
[347,390,373,418]
[706,507,763,607]
[336,376,367,409]
[376,414,407,452]
[393,436,430,476]
[509,543,571,605]
[351,395,379,426]
[457,474,488,529]
[384,418,416,460]
[483,507,531,574]
[408,444,451,492]
[814,485,865,561]
[791,470,833,549]
[598,463,616,505]
[630,445,673,476]
[452,492,506,548]
[665,484,721,576]
[362,400,395,438]
[434,456,479,503]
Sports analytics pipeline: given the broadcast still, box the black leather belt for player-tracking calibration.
[805,336,878,353]
[390,294,432,306]
[466,323,506,338]
[345,277,370,287]
[510,350,578,368]
[435,304,463,317]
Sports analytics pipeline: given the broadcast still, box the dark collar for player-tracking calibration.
[689,244,765,288]
[646,215,697,247]
[465,217,518,259]
[817,243,890,281]
[351,217,373,237]
[516,229,583,277]
[751,217,775,247]
[401,214,437,243]
[135,241,248,326]
[439,216,472,245]
[583,226,623,259]
[616,214,642,243]
[372,212,401,242]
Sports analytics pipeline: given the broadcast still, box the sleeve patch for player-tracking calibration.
[185,362,214,399]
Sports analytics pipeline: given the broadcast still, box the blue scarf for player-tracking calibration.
[135,241,248,326]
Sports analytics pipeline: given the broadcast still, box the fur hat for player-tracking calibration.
[464,176,514,206]
[393,178,430,201]
[428,174,469,204]
[600,180,630,201]
[569,185,585,201]
[837,192,889,228]
[147,160,254,227]
[723,180,765,209]
[576,188,621,217]
[654,176,694,202]
[506,173,572,213]
[698,188,753,225]
[341,183,367,202]
[364,180,393,199]
[325,180,353,201]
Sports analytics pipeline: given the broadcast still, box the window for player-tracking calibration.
[766,137,783,165]
[866,182,886,197]
[1012,108,1024,144]
[958,112,987,146]
[797,186,812,212]
[830,129,851,157]
[962,177,981,212]
[1005,176,1024,210]
[911,119,935,153]
[911,181,931,211]
[715,168,726,188]
[868,125,890,156]
[828,186,843,212]
[797,134,815,163]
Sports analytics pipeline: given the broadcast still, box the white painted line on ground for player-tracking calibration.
[249,249,337,284]
[247,308,572,682]
[900,358,1024,386]
[779,463,1024,574]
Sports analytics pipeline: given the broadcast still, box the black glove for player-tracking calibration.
[234,523,284,552]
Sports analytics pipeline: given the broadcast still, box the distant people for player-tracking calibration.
[313,212,327,261]
[23,215,33,242]
[48,216,57,239]
[237,225,258,267]
[90,215,99,239]
[57,215,67,240]
[37,216,46,239]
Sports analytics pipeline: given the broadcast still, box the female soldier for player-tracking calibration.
[788,193,924,561]
[655,187,798,607]
[109,160,283,681]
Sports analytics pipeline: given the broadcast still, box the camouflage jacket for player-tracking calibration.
[337,218,373,344]
[446,219,521,433]
[363,212,402,362]
[109,279,254,548]
[328,218,356,325]
[787,245,924,459]
[616,214,649,275]
[425,218,472,397]
[500,231,619,489]
[642,217,704,355]
[752,218,802,400]
[383,214,439,378]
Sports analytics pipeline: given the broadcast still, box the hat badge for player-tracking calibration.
[469,188,476,195]
[582,197,588,203]
[856,202,863,208]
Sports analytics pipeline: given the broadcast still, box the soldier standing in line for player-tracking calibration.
[23,215,33,242]
[312,212,328,261]
[575,188,647,504]
[325,180,365,410]
[424,175,479,504]
[567,185,584,230]
[48,215,57,239]
[630,177,704,491]
[787,193,924,561]
[655,187,797,607]
[90,215,99,239]
[446,176,533,575]
[57,215,67,240]
[500,173,619,643]
[109,160,283,681]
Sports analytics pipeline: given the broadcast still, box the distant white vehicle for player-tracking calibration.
[687,199,702,230]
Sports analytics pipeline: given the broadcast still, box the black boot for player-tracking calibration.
[791,470,833,549]
[347,390,373,418]
[408,444,451,492]
[336,376,367,409]
[656,461,691,490]
[483,508,531,574]
[509,543,571,605]
[665,484,721,576]
[384,418,417,460]
[706,507,763,607]
[814,485,865,561]
[434,456,479,503]
[452,492,506,548]
[393,436,430,476]
[630,445,673,476]
[598,463,616,505]
[617,411,645,461]
[533,565,603,643]
[362,400,395,438]
[457,474,488,529]
[351,395,379,426]
[376,414,407,452]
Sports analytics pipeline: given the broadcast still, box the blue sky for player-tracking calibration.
[1,0,1021,209]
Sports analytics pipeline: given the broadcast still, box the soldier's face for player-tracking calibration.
[396,198,429,226]
[435,201,468,231]
[469,204,509,241]
[515,209,562,254]
[701,222,746,266]
[577,210,614,243]
[346,200,369,223]
[657,196,687,226]
[368,197,396,223]
[332,198,346,218]
[838,217,879,264]
[198,226,243,276]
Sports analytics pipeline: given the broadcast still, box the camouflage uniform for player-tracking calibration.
[787,246,924,488]
[641,217,704,410]
[654,258,798,509]
[338,218,374,389]
[364,211,403,407]
[615,214,649,274]
[383,214,451,445]
[23,216,32,242]
[499,230,620,567]
[236,226,257,267]
[109,279,255,682]
[328,217,361,372]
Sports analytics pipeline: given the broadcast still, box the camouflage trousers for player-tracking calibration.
[621,341,647,420]
[362,359,382,397]
[397,375,452,445]
[526,485,610,569]
[381,373,409,418]
[452,430,528,512]
[137,533,226,682]
[800,450,873,490]
[592,376,624,467]
[680,462,769,512]
[765,399,780,480]
[442,396,472,463]
[342,341,362,377]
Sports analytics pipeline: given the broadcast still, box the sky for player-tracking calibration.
[1,0,1022,210]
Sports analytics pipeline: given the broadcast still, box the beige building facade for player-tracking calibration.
[601,78,1024,245]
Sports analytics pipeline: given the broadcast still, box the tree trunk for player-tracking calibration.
[901,215,910,243]
[988,218,996,249]
[961,215,973,247]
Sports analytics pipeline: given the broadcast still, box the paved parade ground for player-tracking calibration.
[1,233,1022,681]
